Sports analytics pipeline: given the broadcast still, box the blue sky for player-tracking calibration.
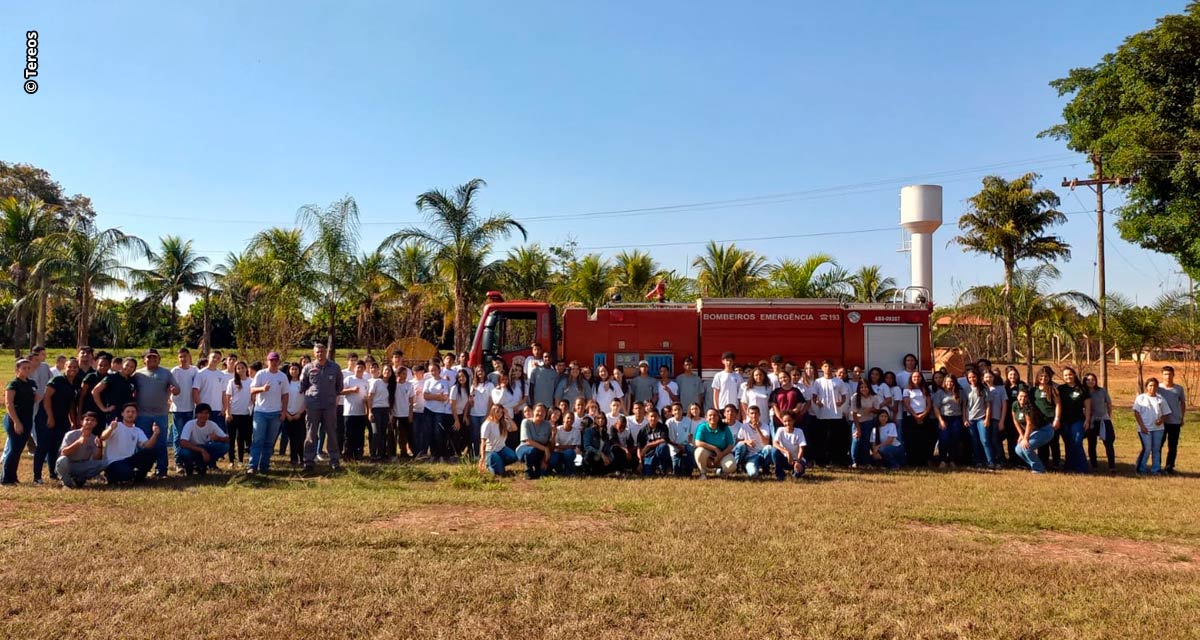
[4,0,1187,309]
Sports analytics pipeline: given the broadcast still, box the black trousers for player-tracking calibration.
[1087,419,1116,470]
[369,408,391,460]
[228,414,252,462]
[825,419,851,466]
[284,417,306,465]
[345,415,369,460]
[392,415,411,458]
[1164,423,1182,471]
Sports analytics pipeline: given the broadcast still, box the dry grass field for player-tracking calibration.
[1,353,1198,639]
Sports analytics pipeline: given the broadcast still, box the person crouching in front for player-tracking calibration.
[175,403,231,476]
[101,403,161,484]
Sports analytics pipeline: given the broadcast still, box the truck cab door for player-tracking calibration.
[479,306,550,373]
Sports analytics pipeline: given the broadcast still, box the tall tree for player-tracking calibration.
[612,250,664,301]
[959,264,1096,381]
[387,242,440,340]
[553,254,614,313]
[847,265,899,303]
[132,235,211,342]
[0,197,57,353]
[1107,294,1173,391]
[242,227,321,353]
[0,162,96,224]
[1042,3,1200,269]
[499,244,555,301]
[36,218,148,346]
[384,179,526,353]
[954,173,1070,363]
[692,241,767,298]
[298,195,361,356]
[761,253,844,298]
[346,249,398,353]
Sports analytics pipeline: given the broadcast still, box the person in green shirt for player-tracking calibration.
[693,407,735,479]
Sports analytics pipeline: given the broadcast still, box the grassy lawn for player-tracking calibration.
[1,413,1198,639]
[1,351,1198,638]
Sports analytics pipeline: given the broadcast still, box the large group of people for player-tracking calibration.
[0,342,1188,487]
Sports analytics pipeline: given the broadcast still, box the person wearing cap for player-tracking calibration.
[2,359,37,485]
[301,342,345,472]
[629,360,657,409]
[247,352,289,474]
[132,348,180,478]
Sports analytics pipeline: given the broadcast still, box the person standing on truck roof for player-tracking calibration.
[808,360,846,467]
[593,365,624,413]
[629,360,657,409]
[674,357,704,411]
[523,343,545,380]
[711,352,744,416]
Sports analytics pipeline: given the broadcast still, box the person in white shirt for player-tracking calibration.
[169,347,198,458]
[550,410,582,475]
[422,361,453,462]
[711,351,744,413]
[870,409,906,470]
[625,402,648,444]
[222,362,253,465]
[390,366,414,459]
[48,354,67,380]
[281,363,307,466]
[808,360,847,467]
[467,365,494,459]
[100,403,160,483]
[523,343,545,380]
[733,405,773,478]
[341,361,371,460]
[665,402,695,476]
[770,411,808,479]
[246,352,289,475]
[408,364,428,457]
[366,363,393,461]
[1133,377,1171,475]
[478,405,517,476]
[447,368,473,459]
[740,367,772,424]
[192,350,231,431]
[593,365,624,413]
[175,403,230,476]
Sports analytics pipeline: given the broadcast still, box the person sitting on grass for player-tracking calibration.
[582,414,611,475]
[1013,389,1054,474]
[638,408,672,476]
[515,403,554,479]
[870,409,906,470]
[100,403,161,484]
[770,410,807,480]
[479,404,517,477]
[550,410,582,476]
[608,414,639,475]
[693,407,736,480]
[56,411,108,488]
[665,402,695,477]
[733,405,773,478]
[176,403,230,476]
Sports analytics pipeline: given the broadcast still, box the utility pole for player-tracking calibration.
[1063,153,1138,389]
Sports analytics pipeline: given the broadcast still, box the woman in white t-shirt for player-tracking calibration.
[490,370,524,450]
[391,367,414,459]
[447,368,473,459]
[551,410,582,475]
[1133,377,1171,475]
[366,364,392,461]
[593,365,624,415]
[740,367,773,425]
[870,409,905,470]
[281,363,306,466]
[223,361,253,465]
[467,365,494,459]
[770,411,807,479]
[478,404,517,476]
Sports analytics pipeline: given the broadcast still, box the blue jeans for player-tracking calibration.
[938,415,963,463]
[851,419,876,467]
[249,410,282,472]
[1,415,31,484]
[515,444,548,478]
[641,443,673,476]
[176,442,230,471]
[170,410,194,453]
[33,421,68,481]
[770,447,806,479]
[485,447,517,475]
[550,448,580,476]
[969,418,996,467]
[411,410,433,457]
[876,443,906,469]
[1016,426,1055,473]
[1137,429,1165,474]
[733,443,768,477]
[1063,420,1089,473]
[672,445,694,476]
[136,414,170,475]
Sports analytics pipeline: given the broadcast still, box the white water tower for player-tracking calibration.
[899,185,943,304]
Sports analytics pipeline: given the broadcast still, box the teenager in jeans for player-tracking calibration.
[1083,373,1115,473]
[248,352,289,475]
[1,359,36,485]
[870,409,906,470]
[175,404,230,476]
[101,403,161,483]
[1133,378,1171,475]
[771,411,808,479]
[478,404,517,476]
[693,407,736,479]
[1157,366,1186,475]
[56,411,108,488]
[1057,367,1092,474]
[516,403,554,479]
[1013,389,1055,474]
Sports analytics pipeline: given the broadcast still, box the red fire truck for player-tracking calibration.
[467,293,933,378]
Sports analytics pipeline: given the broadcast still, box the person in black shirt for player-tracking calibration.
[35,358,80,483]
[79,352,112,422]
[92,356,137,424]
[637,409,672,476]
[2,359,38,484]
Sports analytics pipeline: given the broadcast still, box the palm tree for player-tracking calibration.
[954,173,1070,362]
[612,250,664,301]
[297,195,361,356]
[761,253,843,298]
[959,264,1095,381]
[499,244,555,301]
[553,254,614,313]
[383,179,526,352]
[387,242,440,340]
[847,265,899,303]
[346,249,398,353]
[131,235,211,342]
[692,241,767,298]
[0,197,58,353]
[242,227,321,352]
[35,217,148,346]
[1107,294,1173,391]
